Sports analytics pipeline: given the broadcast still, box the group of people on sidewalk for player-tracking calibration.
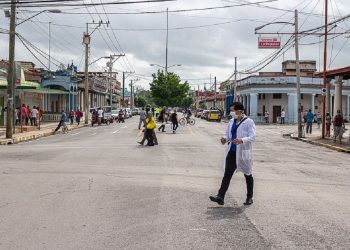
[16,104,42,127]
[304,109,348,143]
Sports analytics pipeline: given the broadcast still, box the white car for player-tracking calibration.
[125,108,132,118]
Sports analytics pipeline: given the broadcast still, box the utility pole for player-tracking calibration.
[130,79,133,108]
[122,71,133,107]
[6,0,16,139]
[234,57,237,102]
[107,54,124,109]
[48,22,51,71]
[83,23,90,125]
[165,8,169,75]
[322,0,328,139]
[83,21,109,124]
[295,10,302,138]
[214,76,217,108]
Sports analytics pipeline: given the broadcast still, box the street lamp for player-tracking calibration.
[150,63,181,74]
[254,21,294,33]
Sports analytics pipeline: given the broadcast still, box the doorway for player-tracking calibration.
[273,106,282,123]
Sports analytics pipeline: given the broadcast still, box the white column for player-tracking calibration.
[334,76,343,115]
[287,93,297,123]
[311,94,315,113]
[249,93,258,121]
[346,95,350,120]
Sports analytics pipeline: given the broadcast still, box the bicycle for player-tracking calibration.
[178,115,195,126]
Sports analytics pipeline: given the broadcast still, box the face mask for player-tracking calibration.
[230,112,239,119]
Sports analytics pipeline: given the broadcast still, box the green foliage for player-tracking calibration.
[150,70,190,107]
[181,96,193,108]
[134,96,147,108]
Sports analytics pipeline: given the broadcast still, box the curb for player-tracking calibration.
[0,124,89,145]
[290,135,350,154]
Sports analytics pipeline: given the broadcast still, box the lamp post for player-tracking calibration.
[150,63,181,74]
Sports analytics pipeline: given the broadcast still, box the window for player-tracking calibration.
[273,93,282,99]
[301,94,304,99]
[263,105,266,115]
[258,94,261,100]
[263,94,266,100]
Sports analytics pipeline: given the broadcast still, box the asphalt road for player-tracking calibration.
[0,117,349,250]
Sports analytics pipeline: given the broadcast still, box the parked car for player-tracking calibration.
[125,108,132,118]
[201,110,209,120]
[111,109,119,120]
[195,109,203,118]
[207,110,221,122]
[131,108,139,116]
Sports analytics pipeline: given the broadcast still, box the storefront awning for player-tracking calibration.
[15,88,69,95]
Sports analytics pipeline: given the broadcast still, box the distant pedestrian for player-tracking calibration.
[76,109,83,125]
[264,111,269,123]
[97,107,103,126]
[26,105,31,126]
[325,112,332,137]
[151,107,155,117]
[306,109,314,134]
[138,106,158,146]
[158,107,167,132]
[209,102,256,206]
[15,108,19,126]
[333,110,344,143]
[155,107,160,118]
[138,107,146,130]
[69,110,75,125]
[316,112,322,129]
[170,110,178,133]
[20,104,27,126]
[54,110,67,133]
[280,109,286,124]
[31,106,38,126]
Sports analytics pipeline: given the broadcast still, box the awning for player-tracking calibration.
[15,88,69,95]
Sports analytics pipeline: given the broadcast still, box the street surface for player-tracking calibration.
[0,117,349,250]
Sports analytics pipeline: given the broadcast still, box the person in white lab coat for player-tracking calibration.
[210,102,256,206]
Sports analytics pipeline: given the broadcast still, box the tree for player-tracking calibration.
[134,96,147,107]
[150,70,190,107]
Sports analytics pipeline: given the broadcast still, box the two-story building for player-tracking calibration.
[232,60,350,123]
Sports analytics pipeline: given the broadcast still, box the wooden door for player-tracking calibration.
[273,106,281,123]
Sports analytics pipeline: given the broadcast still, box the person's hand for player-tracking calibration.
[233,138,243,145]
[220,137,227,145]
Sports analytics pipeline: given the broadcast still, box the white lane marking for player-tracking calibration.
[72,132,80,136]
[121,126,128,129]
[91,133,97,136]
[112,130,119,134]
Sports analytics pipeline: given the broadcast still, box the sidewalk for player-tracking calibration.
[289,124,350,154]
[0,122,87,145]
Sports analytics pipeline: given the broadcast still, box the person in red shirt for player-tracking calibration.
[75,109,83,125]
[69,110,75,125]
[20,104,27,126]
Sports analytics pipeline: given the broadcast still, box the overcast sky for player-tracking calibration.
[1,0,350,90]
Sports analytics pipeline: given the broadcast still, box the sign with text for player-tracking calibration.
[258,37,281,49]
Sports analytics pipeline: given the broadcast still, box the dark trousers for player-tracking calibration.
[280,117,285,124]
[306,122,312,134]
[70,117,74,125]
[54,121,63,132]
[158,123,166,132]
[145,129,154,146]
[218,151,254,199]
[172,121,178,131]
[76,117,81,125]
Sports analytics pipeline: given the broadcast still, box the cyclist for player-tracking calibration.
[54,110,67,134]
[185,108,192,123]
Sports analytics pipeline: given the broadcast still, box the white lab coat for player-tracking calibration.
[223,116,256,175]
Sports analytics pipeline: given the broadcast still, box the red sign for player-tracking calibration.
[258,37,281,49]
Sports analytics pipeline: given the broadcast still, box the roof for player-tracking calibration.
[315,66,350,80]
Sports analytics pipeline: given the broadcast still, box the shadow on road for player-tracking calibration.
[206,206,246,220]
